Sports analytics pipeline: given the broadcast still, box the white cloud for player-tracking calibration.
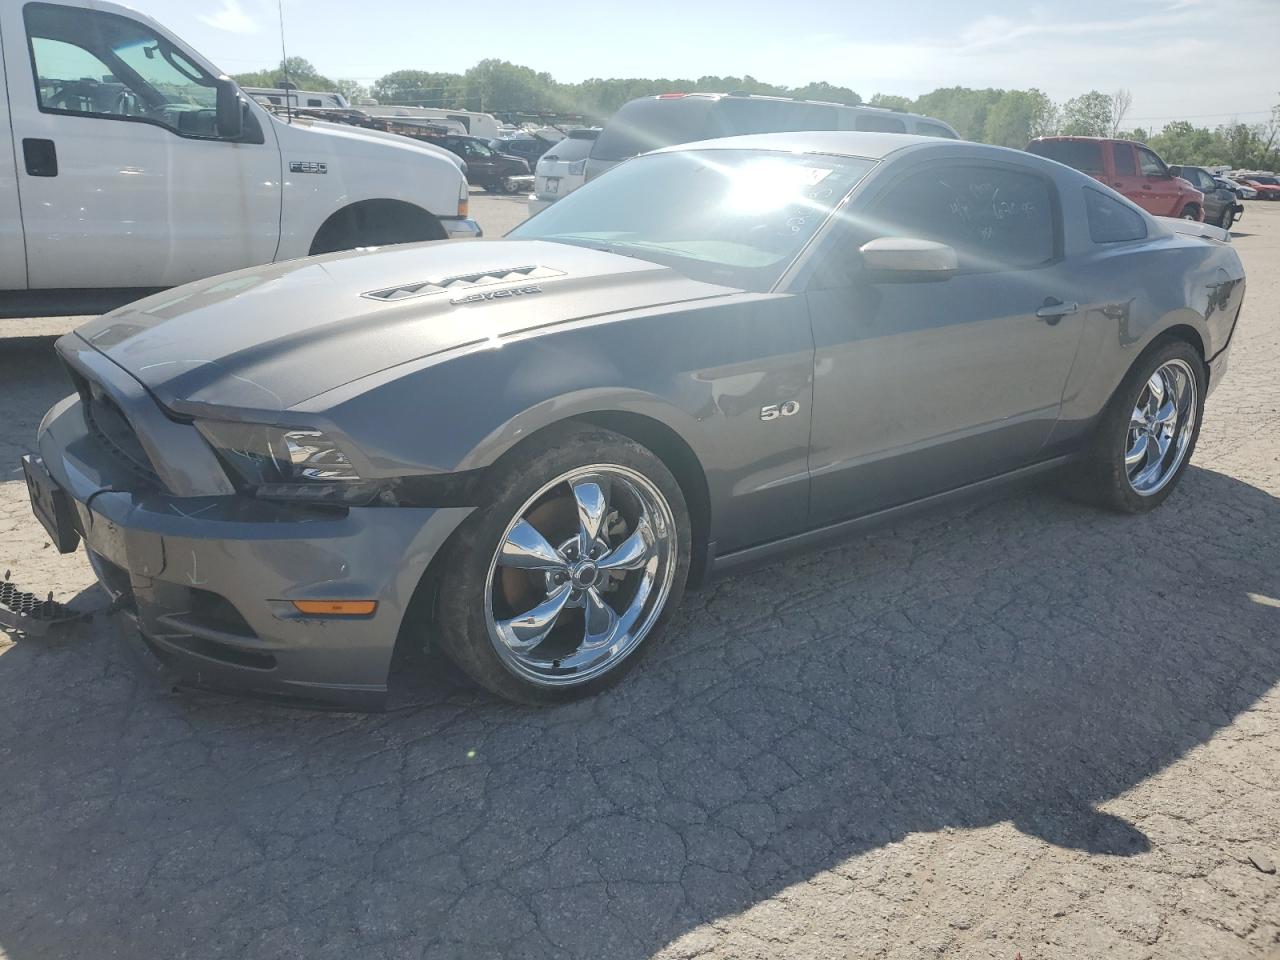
[198,0,258,35]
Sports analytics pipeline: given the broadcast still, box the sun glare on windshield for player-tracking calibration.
[720,158,835,214]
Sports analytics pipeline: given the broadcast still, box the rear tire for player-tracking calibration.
[1065,338,1206,513]
[431,424,691,704]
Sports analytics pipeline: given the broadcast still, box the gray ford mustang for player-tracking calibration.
[24,132,1246,707]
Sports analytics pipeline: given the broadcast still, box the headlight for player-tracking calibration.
[195,420,382,504]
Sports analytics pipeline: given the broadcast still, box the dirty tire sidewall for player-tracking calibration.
[432,424,692,704]
[1068,337,1207,514]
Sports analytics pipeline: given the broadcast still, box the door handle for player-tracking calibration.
[1036,298,1078,324]
[22,138,57,177]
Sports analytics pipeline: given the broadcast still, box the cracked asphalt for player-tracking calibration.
[1,198,1277,959]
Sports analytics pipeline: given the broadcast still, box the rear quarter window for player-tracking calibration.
[854,113,908,133]
[1028,140,1104,176]
[914,121,956,138]
[1083,188,1148,243]
[590,97,716,162]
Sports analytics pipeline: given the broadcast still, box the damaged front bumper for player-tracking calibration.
[31,379,471,710]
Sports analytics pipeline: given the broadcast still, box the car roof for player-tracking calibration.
[650,130,1014,162]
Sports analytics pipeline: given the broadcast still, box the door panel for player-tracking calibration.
[807,269,1084,524]
[8,2,281,290]
[0,36,28,289]
[1133,146,1181,216]
[806,160,1085,526]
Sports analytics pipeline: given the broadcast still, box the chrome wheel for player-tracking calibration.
[1125,358,1197,496]
[483,464,677,687]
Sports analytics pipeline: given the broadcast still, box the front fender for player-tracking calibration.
[306,295,816,552]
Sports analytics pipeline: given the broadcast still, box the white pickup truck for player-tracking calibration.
[1,0,479,319]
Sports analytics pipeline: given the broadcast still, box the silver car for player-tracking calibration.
[24,132,1246,707]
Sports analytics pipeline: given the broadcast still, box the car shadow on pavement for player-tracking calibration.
[0,464,1277,958]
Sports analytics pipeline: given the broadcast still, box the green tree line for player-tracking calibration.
[232,58,1279,169]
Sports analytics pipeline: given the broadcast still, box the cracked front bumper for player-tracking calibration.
[35,393,471,709]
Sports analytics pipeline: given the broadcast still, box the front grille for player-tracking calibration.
[81,383,161,487]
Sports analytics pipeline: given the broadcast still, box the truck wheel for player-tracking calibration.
[309,200,446,256]
[1178,204,1201,221]
[1217,206,1234,229]
[431,424,691,704]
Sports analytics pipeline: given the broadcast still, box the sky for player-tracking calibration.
[124,0,1277,130]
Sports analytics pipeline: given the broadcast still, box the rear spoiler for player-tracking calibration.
[1157,216,1231,243]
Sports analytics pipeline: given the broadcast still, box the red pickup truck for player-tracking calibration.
[1027,137,1205,221]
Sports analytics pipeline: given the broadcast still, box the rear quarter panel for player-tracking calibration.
[1052,233,1244,444]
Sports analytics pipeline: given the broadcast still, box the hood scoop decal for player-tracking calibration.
[362,265,566,303]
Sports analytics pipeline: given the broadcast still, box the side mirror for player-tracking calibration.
[859,237,958,281]
[215,76,244,140]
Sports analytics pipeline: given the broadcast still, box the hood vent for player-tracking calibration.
[363,265,566,303]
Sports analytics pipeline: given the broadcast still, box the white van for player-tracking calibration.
[1,0,478,319]
[587,92,960,181]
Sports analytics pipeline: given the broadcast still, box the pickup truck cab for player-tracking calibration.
[1,0,478,318]
[1027,137,1204,221]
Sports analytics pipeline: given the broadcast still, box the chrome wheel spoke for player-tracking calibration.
[1153,398,1178,426]
[1146,372,1165,409]
[1124,433,1149,469]
[582,587,618,645]
[1129,404,1147,431]
[597,516,654,572]
[495,583,572,653]
[500,520,568,572]
[572,481,608,555]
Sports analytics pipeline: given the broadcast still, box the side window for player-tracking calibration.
[855,113,907,133]
[25,2,223,139]
[915,121,956,139]
[306,98,322,107]
[1113,143,1137,176]
[870,164,1057,269]
[467,142,494,158]
[1137,147,1167,178]
[1083,188,1148,243]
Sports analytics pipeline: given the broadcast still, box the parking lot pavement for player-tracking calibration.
[470,187,534,237]
[1,207,1278,960]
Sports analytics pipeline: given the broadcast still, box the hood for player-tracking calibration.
[75,240,737,415]
[273,114,467,172]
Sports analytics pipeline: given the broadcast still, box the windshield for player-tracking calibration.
[511,149,874,290]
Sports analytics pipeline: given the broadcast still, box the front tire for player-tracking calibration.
[1068,338,1206,513]
[432,425,691,704]
[1217,206,1235,229]
[1178,204,1201,221]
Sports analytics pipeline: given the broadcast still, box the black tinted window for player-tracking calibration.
[872,164,1056,269]
[1113,143,1137,176]
[916,121,956,138]
[717,99,838,135]
[1137,147,1167,177]
[1027,140,1104,175]
[590,97,716,161]
[855,113,907,133]
[1083,188,1147,243]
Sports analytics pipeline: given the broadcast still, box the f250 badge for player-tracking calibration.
[289,161,327,174]
[451,286,542,305]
